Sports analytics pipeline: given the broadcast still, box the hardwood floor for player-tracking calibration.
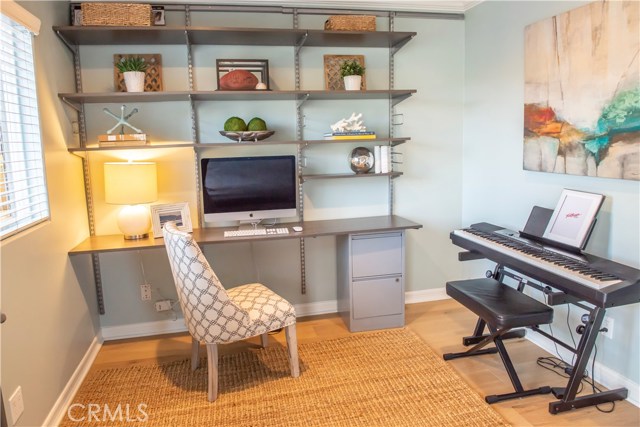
[92,299,639,426]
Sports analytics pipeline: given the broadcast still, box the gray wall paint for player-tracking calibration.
[463,0,639,389]
[1,2,99,426]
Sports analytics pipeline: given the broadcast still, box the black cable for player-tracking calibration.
[543,292,568,364]
[536,356,584,394]
[565,304,577,366]
[586,344,616,413]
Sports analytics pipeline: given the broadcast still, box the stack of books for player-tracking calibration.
[323,131,376,140]
[98,134,148,147]
[374,145,392,173]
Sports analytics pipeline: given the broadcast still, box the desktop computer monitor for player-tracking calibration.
[201,155,297,224]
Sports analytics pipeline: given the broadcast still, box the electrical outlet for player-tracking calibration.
[602,317,614,339]
[9,386,24,425]
[155,299,172,312]
[140,283,152,301]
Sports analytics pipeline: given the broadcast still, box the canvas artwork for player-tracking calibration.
[523,1,639,180]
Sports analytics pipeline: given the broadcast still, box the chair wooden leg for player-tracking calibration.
[260,332,269,348]
[206,343,219,402]
[285,323,300,378]
[191,337,200,371]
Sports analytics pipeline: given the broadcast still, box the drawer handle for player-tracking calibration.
[395,278,400,282]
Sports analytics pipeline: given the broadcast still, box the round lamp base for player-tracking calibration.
[117,205,151,240]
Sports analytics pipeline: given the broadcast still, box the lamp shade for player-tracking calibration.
[104,162,158,205]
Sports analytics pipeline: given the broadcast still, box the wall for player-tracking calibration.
[77,10,465,330]
[464,0,639,400]
[0,2,100,426]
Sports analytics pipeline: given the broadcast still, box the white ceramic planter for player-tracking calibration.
[123,71,145,92]
[344,75,362,91]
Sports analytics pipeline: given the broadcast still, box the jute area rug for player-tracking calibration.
[62,329,510,427]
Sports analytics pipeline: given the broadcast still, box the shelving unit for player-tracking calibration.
[56,4,417,313]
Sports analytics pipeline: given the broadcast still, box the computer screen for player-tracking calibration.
[201,155,297,224]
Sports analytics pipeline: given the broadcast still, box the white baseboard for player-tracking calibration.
[295,300,339,317]
[405,287,450,304]
[526,332,639,408]
[42,335,103,427]
[100,289,450,341]
[101,318,188,341]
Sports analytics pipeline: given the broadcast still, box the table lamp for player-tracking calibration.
[104,161,158,240]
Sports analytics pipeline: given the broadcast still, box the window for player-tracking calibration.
[0,12,49,239]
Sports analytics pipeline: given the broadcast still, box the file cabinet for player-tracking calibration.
[337,231,405,332]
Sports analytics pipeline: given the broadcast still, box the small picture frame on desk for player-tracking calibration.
[151,202,192,238]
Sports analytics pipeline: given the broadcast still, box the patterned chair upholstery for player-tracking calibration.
[162,222,300,401]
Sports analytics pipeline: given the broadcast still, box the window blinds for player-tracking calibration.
[0,13,49,239]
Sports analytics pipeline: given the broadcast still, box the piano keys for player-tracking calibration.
[450,222,640,308]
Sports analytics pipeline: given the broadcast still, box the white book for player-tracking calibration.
[380,145,390,173]
[374,146,381,174]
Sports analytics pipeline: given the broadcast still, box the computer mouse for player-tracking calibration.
[292,226,303,232]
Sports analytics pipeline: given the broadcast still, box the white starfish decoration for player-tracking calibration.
[103,104,143,134]
[330,112,366,133]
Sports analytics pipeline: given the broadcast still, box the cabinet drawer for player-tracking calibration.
[352,276,403,319]
[351,233,403,278]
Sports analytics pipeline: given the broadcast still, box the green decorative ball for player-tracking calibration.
[247,117,267,131]
[224,117,247,131]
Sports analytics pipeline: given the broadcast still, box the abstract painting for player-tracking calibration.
[524,1,639,180]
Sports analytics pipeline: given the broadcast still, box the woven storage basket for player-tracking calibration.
[81,3,152,26]
[324,15,376,31]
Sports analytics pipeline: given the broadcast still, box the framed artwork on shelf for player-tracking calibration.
[151,202,193,238]
[216,59,270,90]
[152,6,165,26]
[71,4,82,26]
[324,54,366,90]
[113,54,163,92]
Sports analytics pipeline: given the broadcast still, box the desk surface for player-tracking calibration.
[69,215,423,255]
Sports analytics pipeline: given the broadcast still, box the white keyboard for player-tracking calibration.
[224,227,290,238]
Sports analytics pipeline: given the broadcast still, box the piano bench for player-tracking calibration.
[446,278,553,329]
[443,278,554,404]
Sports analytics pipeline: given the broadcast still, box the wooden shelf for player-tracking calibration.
[68,215,422,255]
[59,90,416,106]
[300,171,403,182]
[68,138,410,153]
[68,143,198,153]
[303,137,410,147]
[53,26,416,49]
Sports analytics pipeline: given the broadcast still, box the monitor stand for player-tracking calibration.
[237,220,263,231]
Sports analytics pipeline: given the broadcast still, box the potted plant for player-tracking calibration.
[340,60,365,91]
[116,57,148,93]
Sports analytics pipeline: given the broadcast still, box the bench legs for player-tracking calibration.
[444,322,552,404]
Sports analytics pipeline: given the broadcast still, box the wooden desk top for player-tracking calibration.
[69,215,423,255]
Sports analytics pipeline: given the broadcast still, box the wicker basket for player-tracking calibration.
[324,15,376,32]
[81,3,152,26]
